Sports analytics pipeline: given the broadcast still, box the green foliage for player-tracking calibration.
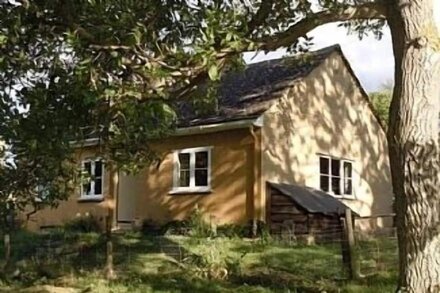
[181,238,247,280]
[0,230,398,292]
[141,219,163,236]
[370,90,392,128]
[64,214,102,233]
[216,224,247,238]
[188,207,215,239]
[161,220,191,236]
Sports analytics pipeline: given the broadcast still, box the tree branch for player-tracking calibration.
[247,0,275,33]
[259,1,387,50]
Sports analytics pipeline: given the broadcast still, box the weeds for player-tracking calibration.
[64,214,102,233]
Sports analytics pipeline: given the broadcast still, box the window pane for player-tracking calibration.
[195,169,208,186]
[320,157,329,174]
[344,179,352,195]
[179,170,190,187]
[84,162,91,174]
[320,175,329,192]
[195,151,208,168]
[95,178,102,195]
[95,161,103,177]
[344,162,352,178]
[331,177,341,195]
[179,153,190,170]
[83,183,91,195]
[331,159,340,176]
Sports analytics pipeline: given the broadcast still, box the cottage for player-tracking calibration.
[26,45,394,232]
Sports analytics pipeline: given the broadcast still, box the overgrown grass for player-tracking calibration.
[0,230,398,292]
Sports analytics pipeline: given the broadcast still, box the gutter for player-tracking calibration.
[70,138,101,148]
[71,116,264,147]
[174,116,263,136]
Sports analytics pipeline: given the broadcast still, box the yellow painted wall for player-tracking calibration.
[132,129,257,226]
[261,51,394,230]
[26,129,259,230]
[25,147,110,231]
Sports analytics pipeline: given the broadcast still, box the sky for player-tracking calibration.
[244,4,440,93]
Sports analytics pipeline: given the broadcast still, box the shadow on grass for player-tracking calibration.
[0,231,398,292]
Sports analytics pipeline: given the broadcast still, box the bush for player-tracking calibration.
[216,224,246,238]
[64,214,102,233]
[161,220,191,235]
[141,219,163,236]
[180,239,247,280]
[188,207,214,238]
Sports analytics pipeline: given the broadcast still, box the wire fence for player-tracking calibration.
[268,212,398,280]
[354,215,398,277]
[2,214,398,289]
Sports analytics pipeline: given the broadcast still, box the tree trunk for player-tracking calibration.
[105,162,118,280]
[388,0,440,291]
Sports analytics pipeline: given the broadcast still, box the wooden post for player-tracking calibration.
[3,233,10,271]
[105,163,118,280]
[344,208,360,280]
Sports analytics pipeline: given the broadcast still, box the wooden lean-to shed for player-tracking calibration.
[267,182,356,242]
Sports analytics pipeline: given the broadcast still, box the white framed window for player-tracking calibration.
[81,159,104,200]
[171,146,212,194]
[319,155,353,198]
[35,185,50,203]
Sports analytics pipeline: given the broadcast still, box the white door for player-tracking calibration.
[117,173,140,223]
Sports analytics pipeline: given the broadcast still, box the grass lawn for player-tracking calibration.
[0,230,398,292]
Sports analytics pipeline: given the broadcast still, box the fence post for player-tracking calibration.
[344,208,360,280]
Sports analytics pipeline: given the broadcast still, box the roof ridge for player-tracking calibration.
[178,44,341,127]
[245,44,341,68]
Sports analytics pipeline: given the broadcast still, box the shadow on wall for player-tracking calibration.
[262,52,394,231]
[134,129,256,227]
[27,52,393,232]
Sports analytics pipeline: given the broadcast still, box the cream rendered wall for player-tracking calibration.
[261,51,394,230]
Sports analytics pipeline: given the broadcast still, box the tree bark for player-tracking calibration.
[387,1,440,291]
[105,162,118,280]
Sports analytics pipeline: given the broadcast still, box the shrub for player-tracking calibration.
[180,239,247,280]
[141,219,163,236]
[216,224,246,238]
[64,214,102,233]
[188,207,214,238]
[161,220,191,235]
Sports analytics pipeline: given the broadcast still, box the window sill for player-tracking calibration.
[77,196,104,203]
[332,195,356,200]
[168,188,212,195]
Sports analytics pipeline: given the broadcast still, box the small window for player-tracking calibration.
[319,155,353,198]
[172,147,212,193]
[35,185,50,203]
[343,162,353,195]
[81,159,104,199]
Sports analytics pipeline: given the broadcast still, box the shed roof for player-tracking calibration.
[268,182,356,217]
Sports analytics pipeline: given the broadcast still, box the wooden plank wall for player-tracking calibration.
[268,187,343,242]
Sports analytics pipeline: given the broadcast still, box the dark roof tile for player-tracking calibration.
[268,181,356,216]
[178,45,340,127]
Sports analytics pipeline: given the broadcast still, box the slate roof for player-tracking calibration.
[178,45,341,127]
[268,181,356,216]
